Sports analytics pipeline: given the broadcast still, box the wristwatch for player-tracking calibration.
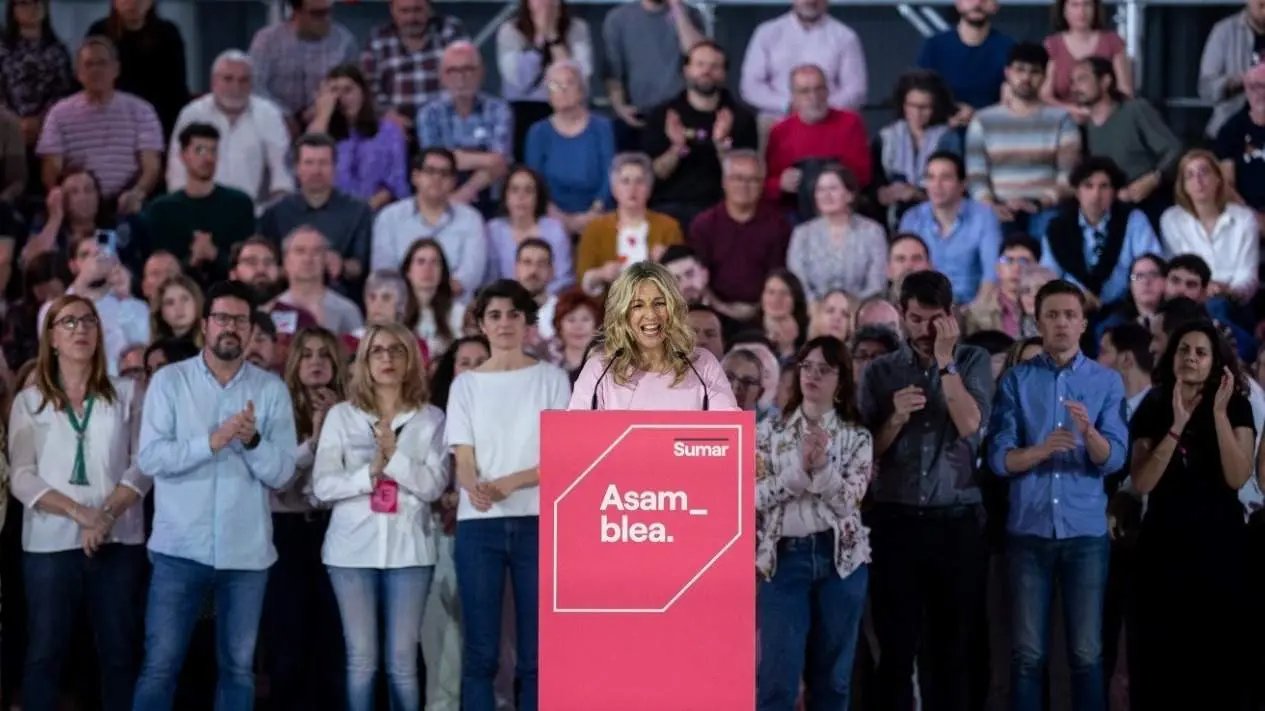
[938,362,958,377]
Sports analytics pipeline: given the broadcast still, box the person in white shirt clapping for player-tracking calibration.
[313,321,451,711]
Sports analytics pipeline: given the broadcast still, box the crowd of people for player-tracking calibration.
[0,0,1262,709]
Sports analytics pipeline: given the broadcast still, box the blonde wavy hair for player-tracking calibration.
[601,261,696,385]
[345,321,428,415]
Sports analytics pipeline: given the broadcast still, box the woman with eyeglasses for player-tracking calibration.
[9,295,149,711]
[756,335,873,711]
[722,348,765,415]
[313,322,449,711]
[446,279,571,711]
[1094,253,1166,345]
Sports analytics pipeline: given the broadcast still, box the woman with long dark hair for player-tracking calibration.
[308,63,409,210]
[87,0,190,139]
[9,294,148,711]
[756,270,812,363]
[872,70,959,226]
[756,335,872,711]
[401,239,464,359]
[0,0,73,158]
[1128,319,1254,709]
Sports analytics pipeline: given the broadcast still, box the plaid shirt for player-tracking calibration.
[417,92,513,199]
[362,17,470,121]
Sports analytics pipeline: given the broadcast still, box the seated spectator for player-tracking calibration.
[169,50,293,208]
[885,232,932,300]
[245,309,278,370]
[1094,253,1166,341]
[854,295,902,336]
[524,60,614,234]
[1040,0,1132,116]
[228,237,319,363]
[1219,64,1265,224]
[659,245,742,339]
[341,269,429,361]
[485,166,573,294]
[248,0,358,135]
[277,226,364,336]
[1,250,69,368]
[1040,157,1162,312]
[1073,57,1180,217]
[1160,254,1257,358]
[966,42,1079,241]
[36,235,147,375]
[0,0,74,154]
[140,251,180,303]
[575,152,682,295]
[787,164,887,302]
[545,288,600,381]
[118,341,146,380]
[88,0,191,139]
[915,0,1014,121]
[495,0,593,157]
[142,336,199,382]
[963,232,1041,338]
[757,269,811,361]
[150,274,204,347]
[1197,0,1264,141]
[765,65,871,212]
[22,167,149,276]
[0,106,27,203]
[401,238,464,357]
[739,0,867,125]
[850,323,901,386]
[721,348,765,415]
[899,150,1003,304]
[1160,149,1259,303]
[688,150,790,321]
[260,133,372,292]
[372,148,487,297]
[809,289,854,343]
[38,36,162,213]
[872,70,960,227]
[643,41,758,230]
[513,238,559,343]
[307,63,409,211]
[418,41,512,214]
[145,123,257,287]
[688,304,726,359]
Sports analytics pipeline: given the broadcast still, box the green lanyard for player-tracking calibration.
[65,395,96,487]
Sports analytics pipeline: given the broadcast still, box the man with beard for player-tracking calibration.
[230,237,319,366]
[644,41,757,229]
[363,0,469,138]
[965,42,1080,241]
[659,245,741,341]
[134,280,297,711]
[513,238,558,342]
[145,122,257,287]
[167,49,293,207]
[916,0,1014,122]
[245,310,278,371]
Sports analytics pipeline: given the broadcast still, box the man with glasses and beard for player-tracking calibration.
[134,280,297,711]
[643,40,758,230]
[229,236,319,370]
[916,0,1015,124]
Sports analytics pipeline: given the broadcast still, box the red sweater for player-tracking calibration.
[763,109,871,202]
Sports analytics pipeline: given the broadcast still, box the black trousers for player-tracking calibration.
[867,504,988,711]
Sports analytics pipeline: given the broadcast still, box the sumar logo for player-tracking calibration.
[673,438,730,457]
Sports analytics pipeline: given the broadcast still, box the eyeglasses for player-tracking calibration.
[547,80,576,93]
[999,256,1032,267]
[444,66,479,77]
[725,371,761,390]
[1130,270,1161,282]
[368,343,408,360]
[209,312,251,329]
[54,314,99,332]
[797,362,838,377]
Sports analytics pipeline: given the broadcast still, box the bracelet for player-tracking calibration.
[1167,429,1181,442]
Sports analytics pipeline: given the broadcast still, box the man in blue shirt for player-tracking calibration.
[133,280,297,711]
[916,0,1015,120]
[988,279,1128,711]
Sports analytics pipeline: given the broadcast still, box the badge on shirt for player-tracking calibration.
[271,310,298,335]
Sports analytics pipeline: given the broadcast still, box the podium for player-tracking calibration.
[539,410,756,711]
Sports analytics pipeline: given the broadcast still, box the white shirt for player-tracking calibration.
[8,379,149,552]
[415,302,466,358]
[313,403,450,569]
[371,199,488,292]
[37,287,150,377]
[445,362,571,521]
[1159,203,1259,292]
[167,94,294,206]
[278,287,364,337]
[615,221,649,267]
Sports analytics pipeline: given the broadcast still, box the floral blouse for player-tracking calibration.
[755,408,873,581]
[0,36,74,117]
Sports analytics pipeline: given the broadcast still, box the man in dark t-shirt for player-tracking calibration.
[1216,65,1265,213]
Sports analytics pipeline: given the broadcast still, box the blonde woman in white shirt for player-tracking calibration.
[1159,149,1260,303]
[9,294,149,711]
[313,322,450,711]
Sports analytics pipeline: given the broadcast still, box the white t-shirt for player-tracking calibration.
[445,361,571,520]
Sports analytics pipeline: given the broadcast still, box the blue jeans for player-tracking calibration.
[757,531,868,711]
[327,566,433,711]
[23,545,146,711]
[1007,534,1109,711]
[454,516,539,711]
[132,552,269,711]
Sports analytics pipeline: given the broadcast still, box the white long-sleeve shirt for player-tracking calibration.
[739,12,867,117]
[1159,203,1260,293]
[313,402,450,569]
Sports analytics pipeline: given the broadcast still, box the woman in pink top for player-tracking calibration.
[568,262,737,411]
[1040,0,1132,118]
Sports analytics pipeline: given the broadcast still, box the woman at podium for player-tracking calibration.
[568,262,738,411]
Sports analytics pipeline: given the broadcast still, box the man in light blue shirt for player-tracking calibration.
[988,279,1128,711]
[133,280,296,711]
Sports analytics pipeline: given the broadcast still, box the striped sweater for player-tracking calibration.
[964,103,1081,205]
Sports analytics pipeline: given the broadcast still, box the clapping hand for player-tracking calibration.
[1172,387,1201,433]
[311,388,338,436]
[712,107,733,145]
[374,418,398,461]
[1213,367,1235,417]
[800,421,829,474]
[236,400,257,443]
[1063,399,1092,435]
[1041,428,1078,459]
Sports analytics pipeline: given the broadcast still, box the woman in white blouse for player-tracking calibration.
[263,325,348,709]
[313,322,450,711]
[1159,149,1260,303]
[755,335,874,711]
[9,294,149,711]
[787,165,889,303]
[402,238,465,359]
[446,280,571,711]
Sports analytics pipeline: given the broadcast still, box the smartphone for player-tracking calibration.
[95,229,118,260]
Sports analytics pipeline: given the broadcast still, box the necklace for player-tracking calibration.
[65,395,96,487]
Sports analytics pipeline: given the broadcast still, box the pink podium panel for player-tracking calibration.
[539,411,756,711]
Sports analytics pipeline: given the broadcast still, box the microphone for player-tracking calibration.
[590,348,625,410]
[678,350,710,411]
